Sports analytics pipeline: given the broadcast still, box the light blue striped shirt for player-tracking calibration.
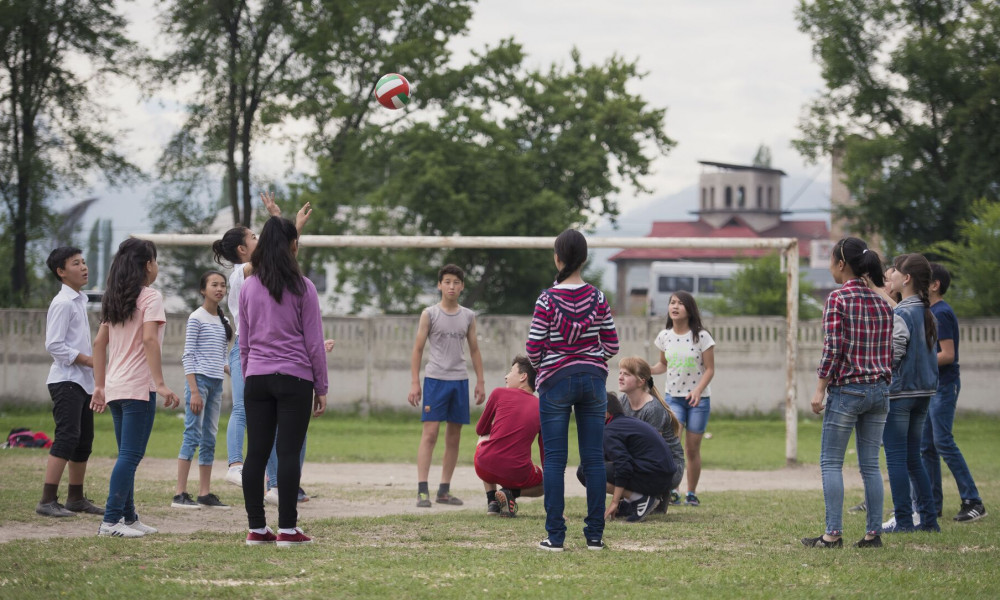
[181,307,228,379]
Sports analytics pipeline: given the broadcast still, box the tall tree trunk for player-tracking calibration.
[225,12,241,226]
[240,87,253,227]
[11,94,35,305]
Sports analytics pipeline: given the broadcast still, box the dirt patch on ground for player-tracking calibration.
[0,457,864,544]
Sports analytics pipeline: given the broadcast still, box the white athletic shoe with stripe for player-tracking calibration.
[98,521,145,538]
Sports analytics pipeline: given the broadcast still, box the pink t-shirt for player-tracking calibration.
[105,287,166,402]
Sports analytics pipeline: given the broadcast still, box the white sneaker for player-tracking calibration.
[265,489,279,506]
[121,518,158,534]
[882,513,921,529]
[98,521,145,538]
[225,465,243,487]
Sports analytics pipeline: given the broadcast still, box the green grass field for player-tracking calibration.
[1,409,998,598]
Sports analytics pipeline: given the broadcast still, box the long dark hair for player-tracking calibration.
[102,238,157,325]
[250,216,304,303]
[201,270,233,342]
[833,237,885,286]
[893,253,938,350]
[553,229,588,284]
[212,226,250,266]
[666,290,706,341]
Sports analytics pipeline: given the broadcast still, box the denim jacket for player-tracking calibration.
[888,296,939,399]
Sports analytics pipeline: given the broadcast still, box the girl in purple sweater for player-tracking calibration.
[238,216,327,547]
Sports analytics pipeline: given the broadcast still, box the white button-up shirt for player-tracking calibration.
[45,284,95,393]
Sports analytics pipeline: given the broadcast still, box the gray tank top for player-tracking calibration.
[424,304,475,381]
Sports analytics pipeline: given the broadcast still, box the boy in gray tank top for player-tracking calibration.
[407,264,486,507]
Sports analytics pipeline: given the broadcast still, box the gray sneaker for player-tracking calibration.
[36,501,75,518]
[171,492,201,509]
[65,498,105,515]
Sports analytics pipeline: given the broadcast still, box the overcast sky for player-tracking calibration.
[73,0,830,241]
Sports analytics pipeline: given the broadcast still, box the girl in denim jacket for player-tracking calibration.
[883,253,939,533]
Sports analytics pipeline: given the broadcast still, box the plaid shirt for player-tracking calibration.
[817,278,893,386]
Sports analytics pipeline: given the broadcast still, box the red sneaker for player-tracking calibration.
[276,528,312,547]
[245,528,277,546]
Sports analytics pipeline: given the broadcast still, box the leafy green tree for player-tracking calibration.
[931,199,1000,316]
[296,38,673,312]
[794,0,1000,253]
[0,0,140,306]
[154,0,307,227]
[701,253,821,319]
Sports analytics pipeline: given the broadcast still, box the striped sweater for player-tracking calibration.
[181,307,229,379]
[526,283,619,392]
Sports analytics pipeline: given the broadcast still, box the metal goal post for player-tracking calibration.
[138,233,801,465]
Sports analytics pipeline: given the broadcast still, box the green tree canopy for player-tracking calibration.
[0,0,140,305]
[930,199,1000,316]
[701,253,821,319]
[794,0,1000,253]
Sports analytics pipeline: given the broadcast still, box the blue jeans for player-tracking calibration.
[226,340,246,465]
[266,433,307,489]
[179,374,224,466]
[921,381,981,511]
[820,382,888,536]
[539,373,607,546]
[104,395,157,524]
[883,396,938,530]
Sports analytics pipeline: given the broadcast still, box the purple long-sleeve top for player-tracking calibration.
[239,275,328,395]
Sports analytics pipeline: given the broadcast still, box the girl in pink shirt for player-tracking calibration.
[91,239,180,538]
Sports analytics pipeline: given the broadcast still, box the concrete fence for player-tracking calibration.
[2,310,998,414]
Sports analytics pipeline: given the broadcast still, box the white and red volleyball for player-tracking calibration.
[374,73,411,110]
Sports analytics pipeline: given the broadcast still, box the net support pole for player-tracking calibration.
[784,241,800,466]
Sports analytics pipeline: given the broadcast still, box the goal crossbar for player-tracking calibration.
[135,232,801,465]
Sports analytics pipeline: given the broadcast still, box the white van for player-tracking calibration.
[648,261,741,316]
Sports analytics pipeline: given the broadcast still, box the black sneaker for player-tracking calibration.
[197,493,231,510]
[615,499,633,518]
[586,539,605,551]
[486,501,501,516]
[538,539,564,552]
[801,535,843,548]
[627,495,659,522]
[954,500,987,522]
[848,500,867,514]
[495,488,517,518]
[855,535,882,548]
[685,492,701,506]
[171,492,200,509]
[36,500,75,518]
[65,498,105,515]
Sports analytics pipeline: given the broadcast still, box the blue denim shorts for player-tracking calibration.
[421,378,470,424]
[665,396,711,434]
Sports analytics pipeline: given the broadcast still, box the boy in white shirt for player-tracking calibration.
[36,247,104,517]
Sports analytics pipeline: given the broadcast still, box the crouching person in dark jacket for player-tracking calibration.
[577,393,677,522]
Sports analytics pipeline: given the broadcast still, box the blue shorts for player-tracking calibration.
[421,378,470,424]
[666,396,711,434]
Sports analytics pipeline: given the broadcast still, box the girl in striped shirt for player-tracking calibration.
[526,229,619,551]
[172,271,234,510]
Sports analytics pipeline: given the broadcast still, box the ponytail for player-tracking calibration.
[217,305,233,342]
[835,237,885,286]
[553,229,588,284]
[648,379,682,439]
[894,253,937,350]
[213,226,250,267]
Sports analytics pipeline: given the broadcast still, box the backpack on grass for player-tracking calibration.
[4,428,53,449]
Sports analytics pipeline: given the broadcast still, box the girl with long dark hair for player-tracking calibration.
[650,290,715,506]
[526,229,619,551]
[239,216,327,546]
[882,253,940,533]
[91,238,180,538]
[803,237,893,549]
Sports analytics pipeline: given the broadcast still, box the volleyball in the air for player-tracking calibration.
[374,73,411,110]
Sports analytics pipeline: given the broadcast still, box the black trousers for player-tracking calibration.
[48,382,94,463]
[242,374,312,530]
[577,461,671,498]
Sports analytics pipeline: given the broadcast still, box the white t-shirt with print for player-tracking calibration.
[653,328,715,398]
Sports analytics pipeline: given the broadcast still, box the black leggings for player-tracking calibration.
[242,374,312,530]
